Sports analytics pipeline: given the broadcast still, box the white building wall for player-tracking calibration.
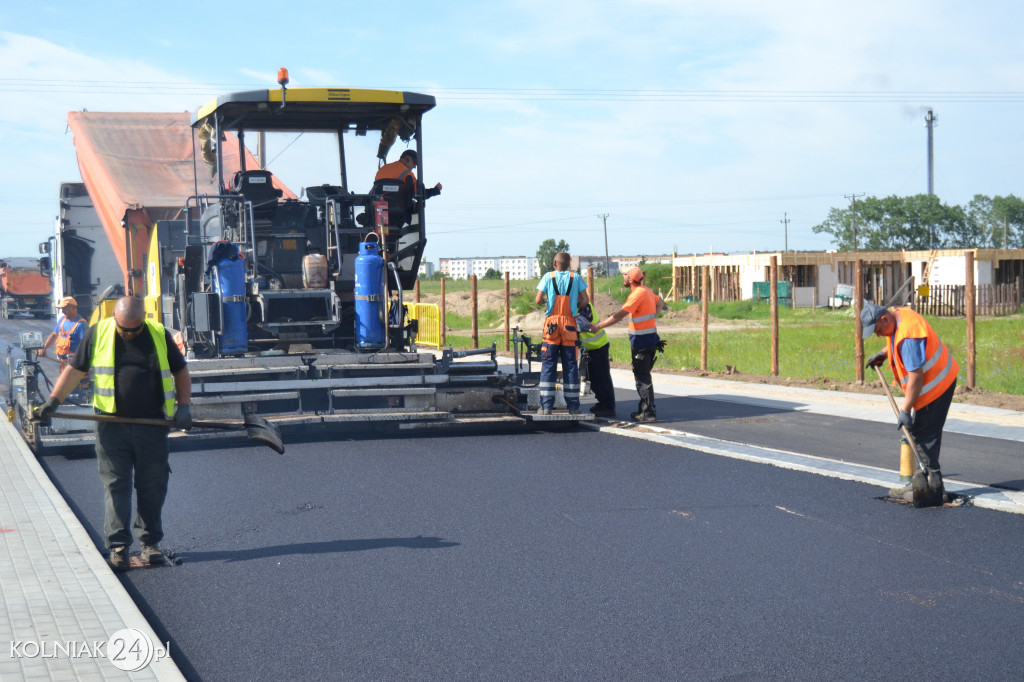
[446,259,470,280]
[977,260,994,286]
[471,258,497,278]
[929,255,991,286]
[740,258,765,301]
[498,257,536,280]
[816,263,841,306]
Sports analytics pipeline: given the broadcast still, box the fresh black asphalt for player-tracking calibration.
[38,416,1024,681]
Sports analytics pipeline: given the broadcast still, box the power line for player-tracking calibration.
[3,79,1023,103]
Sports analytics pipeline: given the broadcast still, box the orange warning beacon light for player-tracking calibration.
[277,68,289,87]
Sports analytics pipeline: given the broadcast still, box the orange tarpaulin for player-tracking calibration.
[67,112,294,292]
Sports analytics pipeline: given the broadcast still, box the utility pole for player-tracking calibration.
[780,213,790,252]
[845,193,865,251]
[924,109,937,196]
[598,214,611,276]
[925,108,937,249]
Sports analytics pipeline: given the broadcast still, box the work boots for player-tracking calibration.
[140,544,164,565]
[889,469,946,507]
[926,470,946,506]
[634,384,656,422]
[108,546,129,572]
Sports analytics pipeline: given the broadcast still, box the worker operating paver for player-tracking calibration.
[862,302,958,506]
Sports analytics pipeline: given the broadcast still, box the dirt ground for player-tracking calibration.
[416,289,1024,413]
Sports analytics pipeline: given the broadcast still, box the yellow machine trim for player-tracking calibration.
[144,224,162,321]
[407,303,441,348]
[193,88,410,120]
[89,299,117,326]
[267,88,406,104]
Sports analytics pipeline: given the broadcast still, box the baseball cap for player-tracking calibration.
[860,302,886,338]
[625,267,644,283]
[56,296,77,308]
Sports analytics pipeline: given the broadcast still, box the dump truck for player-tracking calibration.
[0,257,52,319]
[14,78,588,453]
[47,182,123,323]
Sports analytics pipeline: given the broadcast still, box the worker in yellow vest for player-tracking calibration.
[577,303,615,417]
[35,296,193,571]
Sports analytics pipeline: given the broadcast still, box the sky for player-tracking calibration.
[1,0,1022,266]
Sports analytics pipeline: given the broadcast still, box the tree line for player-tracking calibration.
[812,194,1024,251]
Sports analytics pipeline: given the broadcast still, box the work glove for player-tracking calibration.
[655,339,667,354]
[866,350,887,369]
[897,410,914,431]
[33,396,61,424]
[174,404,193,431]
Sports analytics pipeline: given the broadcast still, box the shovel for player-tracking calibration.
[44,410,285,454]
[873,365,929,505]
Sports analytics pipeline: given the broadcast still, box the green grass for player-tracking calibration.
[421,279,1024,395]
[616,311,1024,395]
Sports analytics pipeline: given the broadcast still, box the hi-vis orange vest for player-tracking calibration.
[542,272,579,346]
[626,286,659,338]
[887,308,958,411]
[375,160,416,187]
[55,316,85,359]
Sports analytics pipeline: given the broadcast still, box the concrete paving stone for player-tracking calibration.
[1,419,185,681]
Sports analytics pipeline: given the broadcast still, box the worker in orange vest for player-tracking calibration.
[589,267,663,422]
[863,302,958,506]
[534,252,589,415]
[40,296,87,371]
[373,149,442,232]
[375,149,441,194]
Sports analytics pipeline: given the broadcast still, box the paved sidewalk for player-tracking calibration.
[0,418,185,680]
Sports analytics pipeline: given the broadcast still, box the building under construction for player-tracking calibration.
[668,248,1024,315]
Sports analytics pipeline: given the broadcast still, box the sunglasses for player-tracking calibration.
[116,322,145,334]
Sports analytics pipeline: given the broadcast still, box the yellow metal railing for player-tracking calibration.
[407,303,441,348]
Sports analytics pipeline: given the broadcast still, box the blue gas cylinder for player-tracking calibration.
[212,246,248,354]
[354,241,386,349]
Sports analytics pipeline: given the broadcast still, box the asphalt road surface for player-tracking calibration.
[9,315,1024,680]
[38,424,1024,681]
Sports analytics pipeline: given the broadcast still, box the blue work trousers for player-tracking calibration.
[539,343,580,411]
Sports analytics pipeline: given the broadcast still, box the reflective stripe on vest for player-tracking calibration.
[92,318,176,417]
[889,308,959,411]
[579,328,609,350]
[626,286,659,335]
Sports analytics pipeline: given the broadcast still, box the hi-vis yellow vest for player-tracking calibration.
[579,327,609,351]
[92,318,176,417]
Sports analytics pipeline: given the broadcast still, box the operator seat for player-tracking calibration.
[232,170,283,220]
[371,177,415,229]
